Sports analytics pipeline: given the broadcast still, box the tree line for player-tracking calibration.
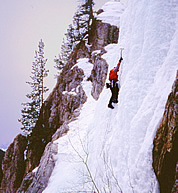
[54,0,94,73]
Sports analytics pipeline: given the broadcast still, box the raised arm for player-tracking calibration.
[114,57,123,73]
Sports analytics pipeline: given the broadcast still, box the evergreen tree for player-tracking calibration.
[54,38,71,76]
[73,0,95,42]
[60,38,72,64]
[19,39,49,134]
[66,24,76,49]
[54,25,76,75]
[54,54,64,71]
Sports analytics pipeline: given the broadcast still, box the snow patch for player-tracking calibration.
[32,166,39,173]
[72,58,93,97]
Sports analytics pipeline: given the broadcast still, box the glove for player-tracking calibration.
[119,57,123,62]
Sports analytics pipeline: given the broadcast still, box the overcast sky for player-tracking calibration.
[0,0,109,149]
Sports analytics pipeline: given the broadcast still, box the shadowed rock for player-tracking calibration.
[0,134,27,193]
[153,71,178,193]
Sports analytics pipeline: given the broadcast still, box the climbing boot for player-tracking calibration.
[108,104,114,109]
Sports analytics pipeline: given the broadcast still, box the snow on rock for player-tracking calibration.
[32,166,38,173]
[97,1,125,27]
[43,0,178,192]
[72,58,93,97]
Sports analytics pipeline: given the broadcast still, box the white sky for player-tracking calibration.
[0,0,109,149]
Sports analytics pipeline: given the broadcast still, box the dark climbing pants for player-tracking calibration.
[109,81,119,105]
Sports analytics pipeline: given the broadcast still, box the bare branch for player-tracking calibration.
[103,151,123,193]
[68,135,100,193]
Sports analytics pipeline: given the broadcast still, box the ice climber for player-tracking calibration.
[107,57,123,109]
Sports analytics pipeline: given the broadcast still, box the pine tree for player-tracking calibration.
[73,0,95,42]
[66,24,76,50]
[54,54,64,71]
[54,38,71,76]
[19,39,49,134]
[54,25,76,75]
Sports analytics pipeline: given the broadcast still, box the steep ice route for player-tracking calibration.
[43,0,178,192]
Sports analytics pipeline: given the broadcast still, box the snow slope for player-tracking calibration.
[43,0,178,192]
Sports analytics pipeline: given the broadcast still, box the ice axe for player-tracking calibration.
[120,48,124,58]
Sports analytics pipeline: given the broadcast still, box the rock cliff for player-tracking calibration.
[0,134,27,193]
[153,71,178,193]
[0,17,119,193]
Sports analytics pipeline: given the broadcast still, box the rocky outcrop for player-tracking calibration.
[24,41,88,174]
[88,17,119,100]
[90,51,108,100]
[18,43,89,192]
[153,71,178,193]
[0,149,5,185]
[0,134,27,193]
[17,142,58,193]
[89,18,119,52]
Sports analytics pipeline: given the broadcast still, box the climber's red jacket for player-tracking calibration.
[109,61,121,81]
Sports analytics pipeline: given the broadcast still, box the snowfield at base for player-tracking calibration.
[43,0,178,193]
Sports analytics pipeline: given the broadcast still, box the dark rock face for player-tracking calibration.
[0,149,5,164]
[0,149,5,185]
[0,134,27,193]
[0,166,2,186]
[89,18,119,52]
[17,142,58,193]
[16,172,35,193]
[153,71,178,193]
[90,52,108,100]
